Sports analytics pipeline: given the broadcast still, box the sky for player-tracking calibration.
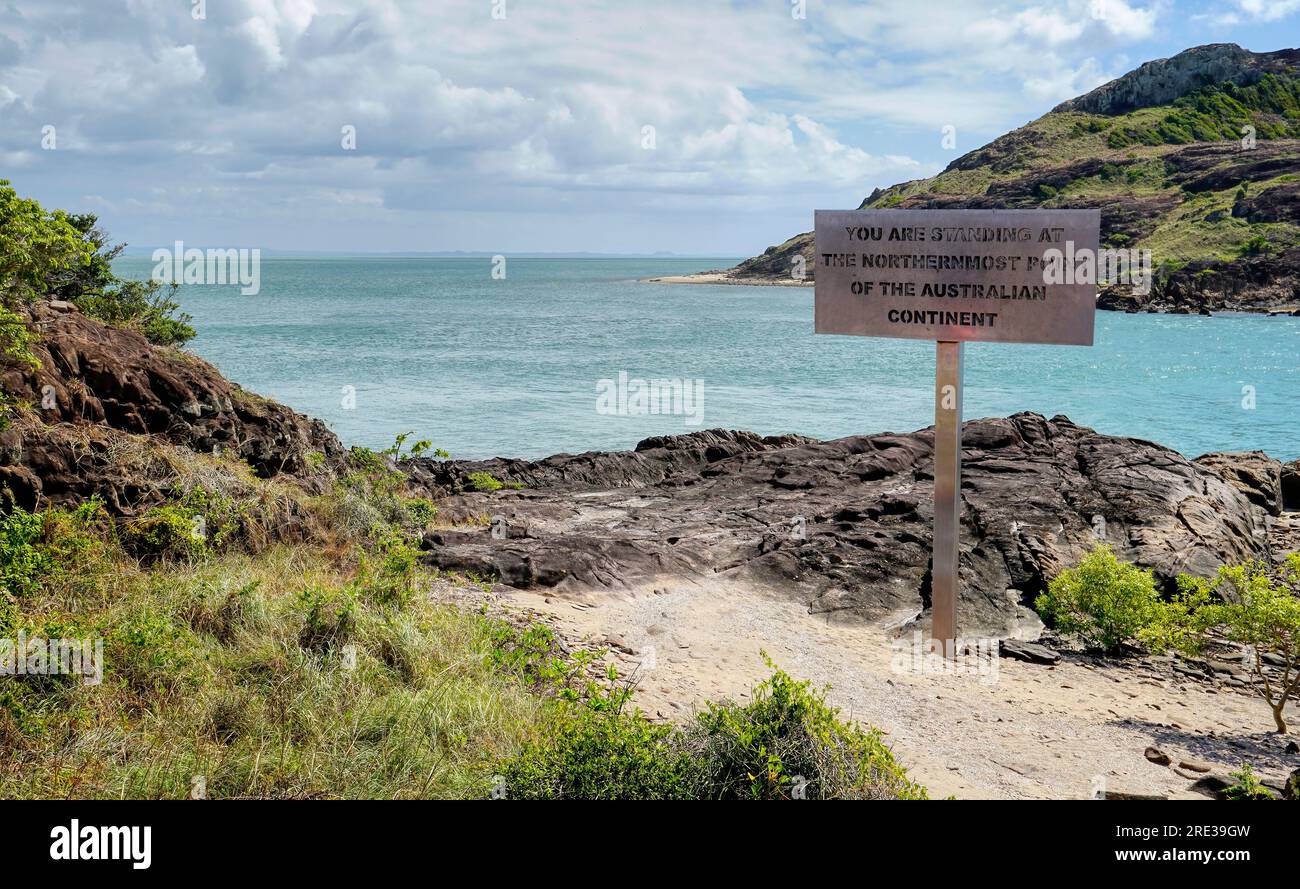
[0,0,1297,255]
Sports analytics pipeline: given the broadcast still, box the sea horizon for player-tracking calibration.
[115,254,1300,462]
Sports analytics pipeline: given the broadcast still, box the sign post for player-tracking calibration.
[814,209,1099,656]
[932,340,962,652]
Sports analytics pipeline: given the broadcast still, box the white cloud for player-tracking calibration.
[0,0,1200,252]
[1228,0,1300,21]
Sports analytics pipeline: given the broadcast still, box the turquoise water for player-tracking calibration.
[113,257,1300,461]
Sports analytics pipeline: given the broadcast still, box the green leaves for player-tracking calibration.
[1048,548,1300,733]
[1151,556,1300,733]
[0,181,195,355]
[1035,545,1162,652]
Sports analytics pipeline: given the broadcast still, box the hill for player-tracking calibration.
[711,44,1300,313]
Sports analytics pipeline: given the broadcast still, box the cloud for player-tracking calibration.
[0,0,1188,252]
[1227,0,1300,20]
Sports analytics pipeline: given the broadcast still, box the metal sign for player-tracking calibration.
[814,209,1100,654]
[814,208,1099,345]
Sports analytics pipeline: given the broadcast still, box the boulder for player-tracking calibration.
[999,640,1061,665]
[1194,451,1283,516]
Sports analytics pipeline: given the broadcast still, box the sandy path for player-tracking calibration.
[496,580,1294,800]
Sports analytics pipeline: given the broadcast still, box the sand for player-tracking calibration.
[462,577,1297,800]
[645,271,812,287]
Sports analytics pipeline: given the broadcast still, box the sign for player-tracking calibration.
[813,208,1100,654]
[814,208,1100,345]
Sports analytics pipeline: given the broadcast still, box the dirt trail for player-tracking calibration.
[494,579,1295,799]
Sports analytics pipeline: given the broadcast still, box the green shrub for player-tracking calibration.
[124,505,208,561]
[107,606,196,693]
[683,662,928,800]
[467,472,503,493]
[334,435,443,538]
[1036,545,1161,652]
[1224,764,1273,800]
[358,533,421,608]
[499,678,698,800]
[496,660,928,800]
[297,583,357,655]
[0,506,51,601]
[1240,234,1272,256]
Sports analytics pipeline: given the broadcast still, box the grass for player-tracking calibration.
[0,533,556,799]
[0,427,927,800]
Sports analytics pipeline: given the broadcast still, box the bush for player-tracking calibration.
[1035,545,1161,652]
[0,183,193,353]
[467,471,503,493]
[497,659,928,800]
[682,663,928,800]
[124,505,208,561]
[297,583,357,655]
[0,506,51,601]
[357,533,420,608]
[1224,764,1273,800]
[499,674,698,800]
[1240,234,1272,257]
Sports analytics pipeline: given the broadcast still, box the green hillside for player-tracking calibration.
[731,45,1300,312]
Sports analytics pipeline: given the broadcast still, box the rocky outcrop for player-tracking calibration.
[0,301,345,512]
[1193,451,1283,516]
[1053,44,1300,116]
[418,414,1276,636]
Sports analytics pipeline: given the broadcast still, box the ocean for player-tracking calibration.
[112,256,1300,461]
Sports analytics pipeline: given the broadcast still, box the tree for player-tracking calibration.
[0,179,91,304]
[0,181,194,351]
[1145,555,1300,734]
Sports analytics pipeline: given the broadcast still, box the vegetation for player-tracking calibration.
[467,471,504,493]
[1035,545,1163,652]
[499,656,928,800]
[1223,764,1273,801]
[1143,556,1300,734]
[1041,548,1300,734]
[0,180,194,367]
[1106,75,1300,149]
[0,425,922,798]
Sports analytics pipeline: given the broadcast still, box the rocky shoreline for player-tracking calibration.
[5,298,1299,798]
[415,416,1299,639]
[6,300,1295,636]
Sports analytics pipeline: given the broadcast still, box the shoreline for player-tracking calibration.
[645,271,812,287]
[645,271,1300,315]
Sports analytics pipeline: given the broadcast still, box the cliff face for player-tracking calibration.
[723,44,1300,313]
[0,300,345,514]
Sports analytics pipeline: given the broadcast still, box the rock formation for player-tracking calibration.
[0,301,344,513]
[419,415,1281,637]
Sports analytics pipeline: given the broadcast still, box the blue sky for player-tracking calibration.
[0,0,1296,255]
